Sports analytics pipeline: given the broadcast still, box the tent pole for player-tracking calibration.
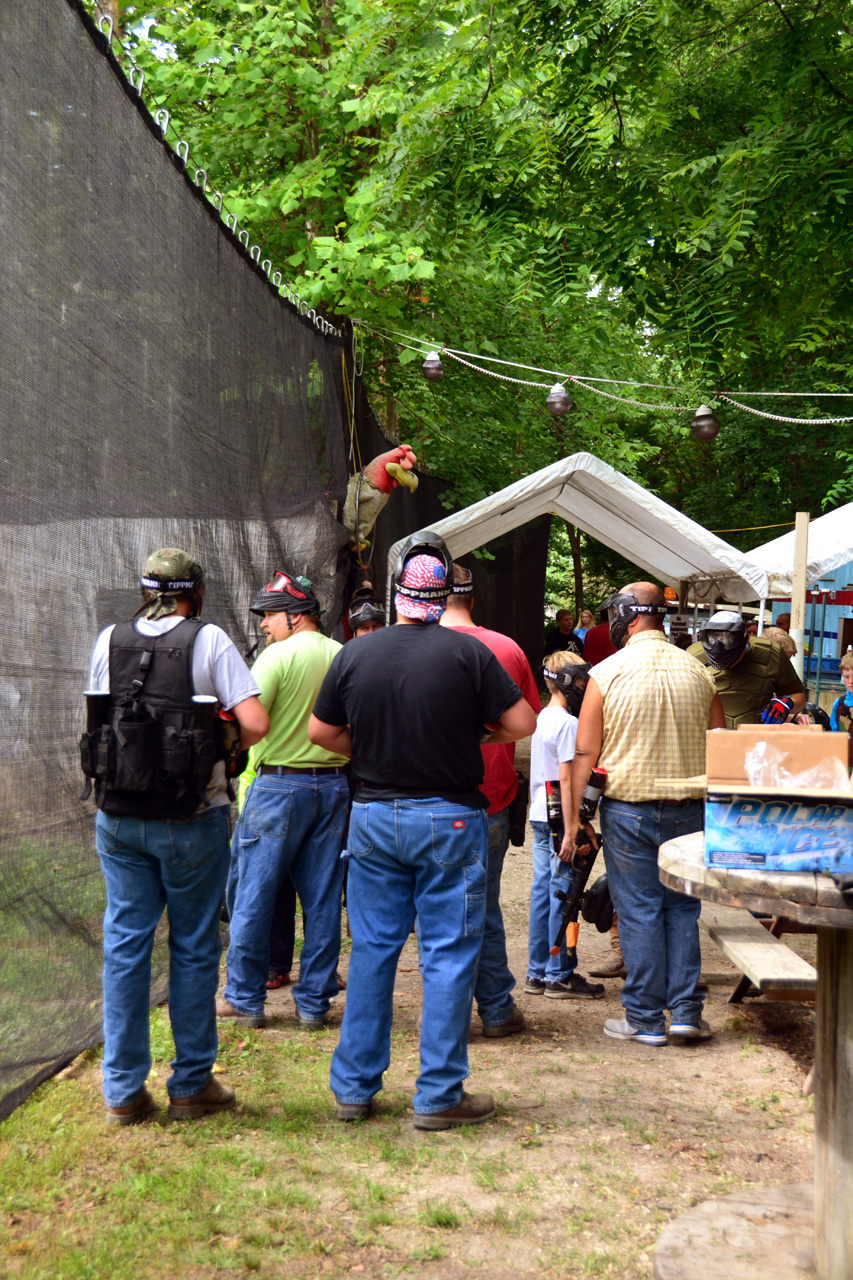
[756,598,765,637]
[807,591,817,697]
[790,511,809,682]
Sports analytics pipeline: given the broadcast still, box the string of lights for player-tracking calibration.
[357,321,853,441]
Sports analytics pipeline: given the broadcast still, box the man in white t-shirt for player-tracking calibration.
[526,650,604,1000]
[86,548,268,1125]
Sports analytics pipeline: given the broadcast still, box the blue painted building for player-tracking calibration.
[772,558,853,673]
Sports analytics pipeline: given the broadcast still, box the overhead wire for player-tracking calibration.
[356,320,853,425]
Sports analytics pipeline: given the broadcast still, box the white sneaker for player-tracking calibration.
[669,1017,712,1041]
[603,1017,666,1046]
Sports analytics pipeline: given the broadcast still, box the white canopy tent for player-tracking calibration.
[386,452,769,606]
[747,502,853,595]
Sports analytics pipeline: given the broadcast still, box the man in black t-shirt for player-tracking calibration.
[309,536,535,1130]
[543,609,584,658]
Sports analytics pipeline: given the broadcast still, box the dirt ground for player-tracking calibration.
[6,775,817,1280]
[257,820,817,1277]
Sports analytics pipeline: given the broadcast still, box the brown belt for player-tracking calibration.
[257,764,346,776]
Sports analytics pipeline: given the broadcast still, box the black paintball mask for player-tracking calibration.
[802,702,832,731]
[598,592,619,622]
[608,593,668,650]
[542,661,591,717]
[581,874,614,933]
[347,586,386,632]
[451,566,474,596]
[697,611,748,670]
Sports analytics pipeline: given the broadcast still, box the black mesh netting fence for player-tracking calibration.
[0,0,354,1117]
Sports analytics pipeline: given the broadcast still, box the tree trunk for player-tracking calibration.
[565,520,584,617]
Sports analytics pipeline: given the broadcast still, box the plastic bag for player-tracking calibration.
[744,740,851,791]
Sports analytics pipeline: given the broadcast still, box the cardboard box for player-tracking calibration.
[704,727,853,873]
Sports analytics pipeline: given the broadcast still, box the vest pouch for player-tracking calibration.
[159,723,194,785]
[113,709,158,791]
[80,730,97,781]
[80,724,114,780]
[190,728,219,792]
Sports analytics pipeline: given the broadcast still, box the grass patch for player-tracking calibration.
[419,1201,463,1229]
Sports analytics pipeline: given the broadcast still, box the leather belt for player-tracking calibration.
[258,764,346,776]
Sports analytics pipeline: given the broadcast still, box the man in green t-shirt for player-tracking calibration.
[218,570,350,1030]
[688,611,804,729]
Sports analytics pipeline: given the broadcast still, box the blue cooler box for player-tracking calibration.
[703,727,853,873]
[704,789,853,873]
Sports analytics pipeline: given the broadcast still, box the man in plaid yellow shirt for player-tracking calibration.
[568,582,725,1046]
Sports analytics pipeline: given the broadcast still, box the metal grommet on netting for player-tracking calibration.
[238,229,249,249]
[250,244,261,263]
[155,108,169,138]
[195,169,207,193]
[261,259,271,275]
[225,212,237,233]
[127,64,144,95]
[212,191,223,213]
[271,271,282,289]
[98,13,113,43]
[175,139,189,167]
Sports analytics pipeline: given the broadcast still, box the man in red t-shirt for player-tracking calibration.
[440,566,541,1038]
[582,595,618,665]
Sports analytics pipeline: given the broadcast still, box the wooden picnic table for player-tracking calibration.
[653,829,853,1280]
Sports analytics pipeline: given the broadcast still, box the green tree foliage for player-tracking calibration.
[117,0,853,554]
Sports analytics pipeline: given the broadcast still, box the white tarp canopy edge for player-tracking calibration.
[747,502,853,596]
[386,452,770,605]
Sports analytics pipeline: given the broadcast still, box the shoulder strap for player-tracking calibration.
[110,620,156,698]
[161,618,206,697]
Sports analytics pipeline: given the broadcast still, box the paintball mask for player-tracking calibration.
[542,661,591,717]
[698,610,748,670]
[250,570,320,622]
[608,593,668,650]
[347,586,386,632]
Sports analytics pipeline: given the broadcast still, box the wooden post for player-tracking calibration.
[814,927,853,1279]
[790,511,809,681]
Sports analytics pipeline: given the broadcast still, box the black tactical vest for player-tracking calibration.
[80,618,221,819]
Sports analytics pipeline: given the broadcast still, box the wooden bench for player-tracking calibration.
[699,902,817,1003]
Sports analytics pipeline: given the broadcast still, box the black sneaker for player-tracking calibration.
[523,977,547,996]
[545,973,606,1000]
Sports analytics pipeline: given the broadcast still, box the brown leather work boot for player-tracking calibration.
[167,1076,236,1120]
[588,925,627,979]
[413,1091,496,1130]
[105,1086,156,1127]
[482,1003,526,1039]
[215,997,266,1028]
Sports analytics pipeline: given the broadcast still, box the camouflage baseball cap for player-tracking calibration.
[138,547,205,620]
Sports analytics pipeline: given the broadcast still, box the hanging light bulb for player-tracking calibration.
[546,383,573,416]
[690,403,720,441]
[421,351,444,381]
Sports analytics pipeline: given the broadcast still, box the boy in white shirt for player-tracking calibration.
[525,651,604,999]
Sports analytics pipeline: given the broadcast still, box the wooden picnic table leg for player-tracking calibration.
[814,926,853,1280]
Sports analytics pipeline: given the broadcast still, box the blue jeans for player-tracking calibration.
[474,807,516,1026]
[600,798,704,1035]
[527,821,575,983]
[224,772,349,1020]
[330,798,487,1115]
[95,804,230,1106]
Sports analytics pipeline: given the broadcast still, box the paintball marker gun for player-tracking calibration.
[549,766,607,960]
[219,707,249,798]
